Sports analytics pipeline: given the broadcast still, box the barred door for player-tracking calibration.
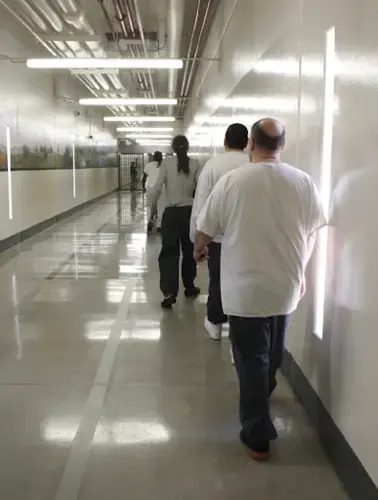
[119,154,144,191]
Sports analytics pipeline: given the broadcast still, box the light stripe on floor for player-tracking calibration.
[54,278,137,500]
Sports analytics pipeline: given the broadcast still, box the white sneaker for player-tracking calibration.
[230,345,235,365]
[204,317,222,340]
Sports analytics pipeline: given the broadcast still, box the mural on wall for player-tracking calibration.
[0,139,117,171]
[0,84,117,171]
[0,144,117,170]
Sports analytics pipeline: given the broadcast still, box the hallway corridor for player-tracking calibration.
[0,193,348,499]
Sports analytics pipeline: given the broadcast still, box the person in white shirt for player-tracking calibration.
[194,118,326,460]
[144,151,165,232]
[191,123,248,340]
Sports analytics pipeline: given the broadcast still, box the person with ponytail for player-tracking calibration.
[144,151,163,232]
[149,135,202,308]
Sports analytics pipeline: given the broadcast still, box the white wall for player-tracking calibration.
[185,0,378,488]
[0,6,118,243]
[0,168,118,242]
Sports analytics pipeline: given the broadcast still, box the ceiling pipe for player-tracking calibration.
[93,74,111,91]
[0,0,101,100]
[54,40,71,56]
[182,0,213,98]
[132,0,157,114]
[112,0,150,94]
[179,0,202,100]
[112,0,129,39]
[62,7,93,33]
[15,0,49,31]
[29,0,64,32]
[97,0,124,55]
[54,0,78,13]
[15,0,78,61]
[122,0,155,99]
[123,0,135,32]
[112,0,145,90]
[12,0,139,100]
[96,0,135,109]
[1,0,122,129]
[66,40,92,57]
[51,0,124,90]
[167,0,185,114]
[85,74,101,90]
[156,11,166,49]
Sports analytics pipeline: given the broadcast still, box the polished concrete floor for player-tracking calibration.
[0,193,349,499]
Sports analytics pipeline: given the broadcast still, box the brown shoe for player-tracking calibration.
[240,431,270,461]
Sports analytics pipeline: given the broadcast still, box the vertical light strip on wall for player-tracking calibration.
[295,0,304,167]
[73,225,79,280]
[314,26,336,338]
[72,141,76,198]
[6,126,13,220]
[11,273,22,360]
[295,53,303,167]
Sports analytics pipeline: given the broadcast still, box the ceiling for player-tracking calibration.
[0,0,219,136]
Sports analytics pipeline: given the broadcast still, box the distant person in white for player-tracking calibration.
[144,151,165,232]
[194,118,326,460]
[191,123,248,342]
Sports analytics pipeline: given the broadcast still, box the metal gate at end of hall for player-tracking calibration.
[119,154,145,191]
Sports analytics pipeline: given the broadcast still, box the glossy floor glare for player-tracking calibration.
[0,193,349,500]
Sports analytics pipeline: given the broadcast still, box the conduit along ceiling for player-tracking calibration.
[1,0,219,145]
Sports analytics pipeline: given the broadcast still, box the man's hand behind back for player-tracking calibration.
[194,246,209,263]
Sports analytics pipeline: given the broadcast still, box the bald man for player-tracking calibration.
[194,118,326,460]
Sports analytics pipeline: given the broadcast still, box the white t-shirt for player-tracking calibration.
[190,151,247,242]
[197,161,326,317]
[144,161,160,190]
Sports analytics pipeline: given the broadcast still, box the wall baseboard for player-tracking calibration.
[0,189,119,256]
[282,350,378,500]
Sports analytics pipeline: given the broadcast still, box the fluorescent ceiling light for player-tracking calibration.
[80,98,177,106]
[104,116,175,122]
[122,134,172,139]
[116,127,174,132]
[27,58,183,69]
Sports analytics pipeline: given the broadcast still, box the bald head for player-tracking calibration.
[251,118,285,152]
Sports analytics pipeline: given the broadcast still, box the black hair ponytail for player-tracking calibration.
[153,151,163,166]
[172,135,190,175]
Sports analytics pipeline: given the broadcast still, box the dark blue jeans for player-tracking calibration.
[229,315,289,444]
[207,242,228,324]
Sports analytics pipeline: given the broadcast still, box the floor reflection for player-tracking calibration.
[85,318,161,342]
[0,193,349,499]
[42,418,172,445]
[94,420,172,445]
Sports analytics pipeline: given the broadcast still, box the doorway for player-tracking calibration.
[119,154,144,191]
